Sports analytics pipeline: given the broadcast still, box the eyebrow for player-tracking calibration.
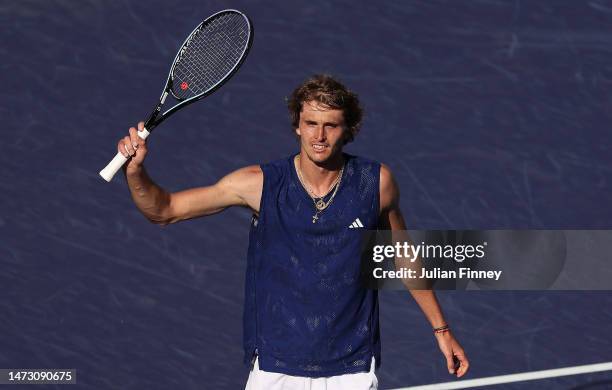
[305,119,339,126]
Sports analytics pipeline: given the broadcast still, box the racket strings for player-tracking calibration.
[171,12,250,100]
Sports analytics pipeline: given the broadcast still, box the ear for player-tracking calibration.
[295,127,301,137]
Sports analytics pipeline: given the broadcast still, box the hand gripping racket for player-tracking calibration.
[99,9,253,182]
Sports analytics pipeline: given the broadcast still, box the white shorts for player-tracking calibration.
[245,356,378,390]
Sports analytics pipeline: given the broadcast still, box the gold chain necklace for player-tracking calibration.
[295,155,345,223]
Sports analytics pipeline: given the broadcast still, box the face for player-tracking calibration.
[295,101,347,165]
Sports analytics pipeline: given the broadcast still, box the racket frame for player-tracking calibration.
[145,8,254,132]
[99,9,253,182]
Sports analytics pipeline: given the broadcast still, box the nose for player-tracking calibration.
[315,125,326,141]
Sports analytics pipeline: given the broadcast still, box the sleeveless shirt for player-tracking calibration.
[243,153,381,377]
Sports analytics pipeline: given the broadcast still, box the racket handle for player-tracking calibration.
[99,128,150,182]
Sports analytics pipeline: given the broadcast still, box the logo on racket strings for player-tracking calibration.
[180,82,189,91]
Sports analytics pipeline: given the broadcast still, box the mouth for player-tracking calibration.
[312,143,328,152]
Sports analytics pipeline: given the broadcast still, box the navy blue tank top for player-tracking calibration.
[243,153,381,377]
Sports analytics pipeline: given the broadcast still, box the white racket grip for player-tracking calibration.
[99,128,151,182]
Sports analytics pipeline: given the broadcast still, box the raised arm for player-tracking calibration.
[378,163,469,378]
[120,122,262,225]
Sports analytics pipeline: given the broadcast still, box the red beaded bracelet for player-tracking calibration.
[433,325,450,334]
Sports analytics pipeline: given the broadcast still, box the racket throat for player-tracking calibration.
[144,91,168,131]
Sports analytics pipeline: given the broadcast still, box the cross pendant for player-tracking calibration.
[312,214,319,223]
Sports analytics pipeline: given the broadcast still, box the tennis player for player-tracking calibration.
[118,75,469,389]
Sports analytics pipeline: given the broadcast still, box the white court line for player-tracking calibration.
[391,361,612,390]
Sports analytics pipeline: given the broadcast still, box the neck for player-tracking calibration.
[296,151,345,197]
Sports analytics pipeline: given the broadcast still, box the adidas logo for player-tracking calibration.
[348,218,364,229]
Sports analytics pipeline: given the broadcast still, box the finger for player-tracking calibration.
[122,136,135,157]
[128,127,140,150]
[456,355,469,377]
[117,138,129,158]
[137,121,145,131]
[117,143,127,158]
[444,353,455,375]
[452,351,468,377]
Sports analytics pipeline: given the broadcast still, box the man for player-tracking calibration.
[118,75,469,389]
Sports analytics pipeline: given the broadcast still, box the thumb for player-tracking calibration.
[445,353,455,374]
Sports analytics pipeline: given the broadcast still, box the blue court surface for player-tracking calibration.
[2,1,612,389]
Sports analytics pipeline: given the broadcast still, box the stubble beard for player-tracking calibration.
[300,139,344,169]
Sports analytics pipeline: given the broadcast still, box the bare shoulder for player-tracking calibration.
[223,165,263,183]
[164,165,263,223]
[379,163,399,212]
[218,164,263,212]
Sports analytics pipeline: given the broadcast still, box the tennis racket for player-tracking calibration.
[99,9,253,182]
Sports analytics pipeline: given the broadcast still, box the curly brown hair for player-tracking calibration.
[286,74,363,144]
